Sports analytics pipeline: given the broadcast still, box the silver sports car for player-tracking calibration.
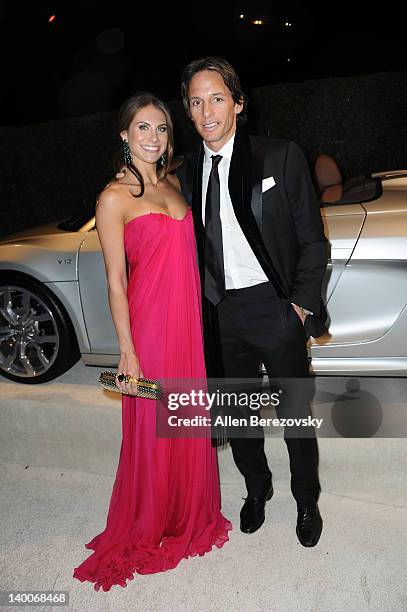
[1,170,407,383]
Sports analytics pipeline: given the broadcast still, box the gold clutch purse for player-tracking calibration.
[98,371,163,399]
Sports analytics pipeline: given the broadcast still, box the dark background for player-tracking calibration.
[0,0,405,126]
[0,0,406,237]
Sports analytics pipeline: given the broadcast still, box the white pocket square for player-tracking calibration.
[262,176,276,193]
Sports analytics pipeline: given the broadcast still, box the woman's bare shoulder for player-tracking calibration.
[96,183,127,218]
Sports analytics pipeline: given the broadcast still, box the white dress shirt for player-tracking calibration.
[202,133,269,290]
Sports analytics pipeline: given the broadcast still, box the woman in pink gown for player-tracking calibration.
[73,93,231,591]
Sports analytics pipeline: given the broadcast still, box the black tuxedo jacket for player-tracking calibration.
[177,129,328,375]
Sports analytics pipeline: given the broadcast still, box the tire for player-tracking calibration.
[0,273,80,383]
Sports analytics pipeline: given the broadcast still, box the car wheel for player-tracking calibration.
[0,275,80,383]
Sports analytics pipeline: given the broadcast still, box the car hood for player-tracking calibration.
[0,220,69,243]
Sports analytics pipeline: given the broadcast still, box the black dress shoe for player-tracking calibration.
[240,484,274,534]
[296,503,323,547]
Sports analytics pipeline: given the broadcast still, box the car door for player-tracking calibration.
[310,202,366,351]
[293,173,407,376]
[314,192,407,348]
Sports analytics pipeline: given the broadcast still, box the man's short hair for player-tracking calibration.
[180,56,247,124]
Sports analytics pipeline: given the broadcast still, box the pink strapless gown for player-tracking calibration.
[73,209,232,591]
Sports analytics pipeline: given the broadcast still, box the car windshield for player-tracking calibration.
[58,211,95,232]
[321,177,383,206]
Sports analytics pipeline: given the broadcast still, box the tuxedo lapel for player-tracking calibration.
[228,129,251,225]
[228,131,267,255]
[228,129,286,298]
[249,136,264,233]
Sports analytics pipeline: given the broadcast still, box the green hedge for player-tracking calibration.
[1,70,406,239]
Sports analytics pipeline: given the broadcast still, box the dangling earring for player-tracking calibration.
[122,139,133,166]
[160,152,167,167]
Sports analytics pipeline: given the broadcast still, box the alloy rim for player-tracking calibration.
[0,285,59,378]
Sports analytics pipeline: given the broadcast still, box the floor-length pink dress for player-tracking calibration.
[73,209,231,591]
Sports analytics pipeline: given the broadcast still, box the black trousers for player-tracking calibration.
[217,281,321,505]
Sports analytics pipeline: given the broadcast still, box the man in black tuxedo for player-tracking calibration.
[178,57,328,547]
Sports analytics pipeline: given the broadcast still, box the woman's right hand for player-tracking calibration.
[116,350,144,396]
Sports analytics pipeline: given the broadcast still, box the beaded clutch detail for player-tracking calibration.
[99,371,163,399]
